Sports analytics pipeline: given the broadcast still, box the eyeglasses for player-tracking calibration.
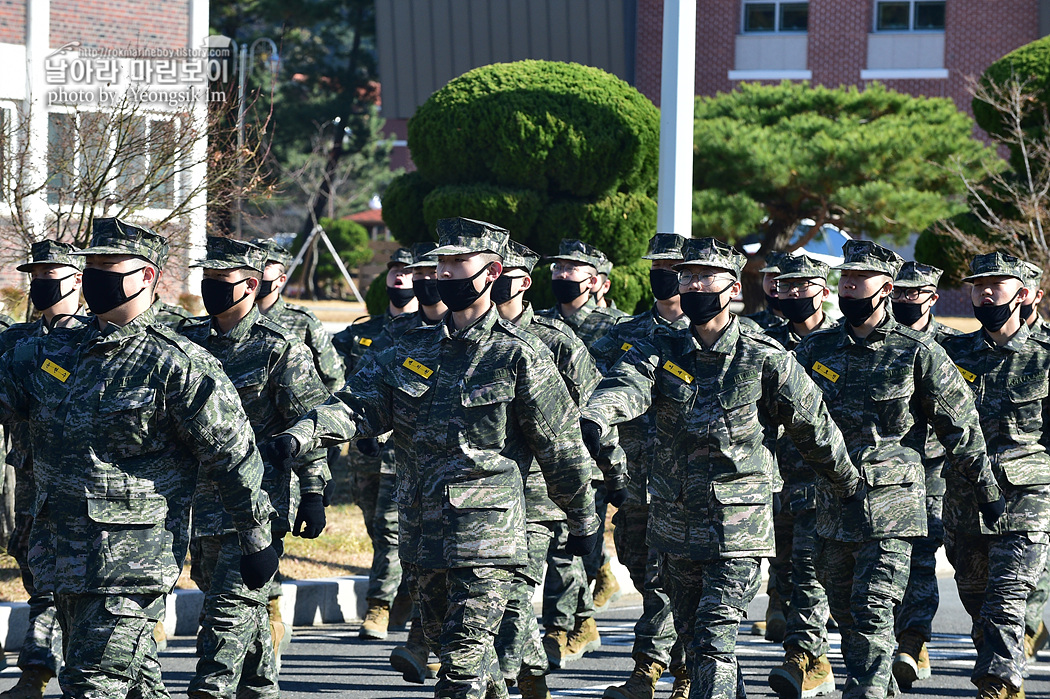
[550,262,594,277]
[773,280,824,295]
[677,272,735,289]
[889,288,935,302]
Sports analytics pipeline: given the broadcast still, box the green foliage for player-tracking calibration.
[973,35,1050,142]
[534,192,653,265]
[422,184,546,239]
[318,217,372,270]
[365,271,387,315]
[381,172,435,244]
[608,259,653,315]
[914,212,991,288]
[692,190,766,242]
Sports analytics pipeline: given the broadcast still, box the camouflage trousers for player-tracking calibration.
[945,529,1049,689]
[582,480,611,578]
[773,502,830,658]
[1025,555,1050,635]
[55,592,167,699]
[661,553,761,699]
[355,469,404,605]
[541,521,595,632]
[895,495,943,641]
[612,500,683,669]
[188,534,279,699]
[816,537,911,699]
[9,512,62,674]
[410,563,515,699]
[767,497,793,625]
[496,523,554,681]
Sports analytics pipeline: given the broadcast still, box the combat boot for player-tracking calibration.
[668,665,691,699]
[750,620,767,636]
[765,608,787,643]
[602,658,665,699]
[268,598,291,670]
[976,675,1024,699]
[562,617,601,665]
[359,599,390,640]
[153,620,168,652]
[1025,620,1048,659]
[517,673,553,699]
[592,562,622,611]
[893,629,931,691]
[390,618,435,684]
[543,628,569,668]
[389,588,413,631]
[0,667,53,699]
[768,645,835,698]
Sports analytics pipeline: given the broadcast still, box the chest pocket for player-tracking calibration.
[231,366,270,421]
[460,373,515,450]
[869,375,913,437]
[718,380,763,443]
[99,385,158,457]
[1006,375,1049,434]
[392,377,432,430]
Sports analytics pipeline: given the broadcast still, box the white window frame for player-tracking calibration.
[741,1,809,34]
[873,0,946,33]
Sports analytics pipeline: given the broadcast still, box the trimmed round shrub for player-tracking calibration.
[973,35,1050,140]
[365,272,388,315]
[421,184,547,239]
[534,192,655,266]
[382,171,435,244]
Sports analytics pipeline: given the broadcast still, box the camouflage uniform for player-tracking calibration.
[584,238,863,699]
[281,219,599,699]
[597,257,628,319]
[180,237,330,698]
[152,300,193,328]
[793,241,1001,698]
[0,220,274,699]
[940,252,1050,691]
[0,313,14,328]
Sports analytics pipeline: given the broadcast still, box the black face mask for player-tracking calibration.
[649,269,680,300]
[201,277,251,316]
[437,265,493,313]
[765,293,782,312]
[780,295,821,324]
[387,286,415,309]
[973,290,1022,333]
[258,278,282,298]
[30,274,76,311]
[413,277,442,307]
[891,301,926,327]
[82,266,147,315]
[839,290,884,327]
[1020,302,1035,322]
[551,278,589,305]
[680,283,733,326]
[491,274,526,306]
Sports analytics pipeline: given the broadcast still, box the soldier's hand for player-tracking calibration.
[240,545,280,590]
[567,531,600,557]
[294,492,326,539]
[580,419,602,458]
[978,495,1007,529]
[259,434,300,471]
[607,485,627,509]
[356,438,381,457]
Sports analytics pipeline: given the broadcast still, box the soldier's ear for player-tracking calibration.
[245,276,260,293]
[520,276,533,291]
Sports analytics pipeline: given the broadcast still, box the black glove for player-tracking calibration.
[979,495,1007,530]
[843,480,867,504]
[580,419,602,458]
[607,486,627,509]
[294,492,326,539]
[356,438,381,457]
[259,434,299,471]
[322,481,334,507]
[772,491,782,517]
[240,545,279,590]
[567,531,600,557]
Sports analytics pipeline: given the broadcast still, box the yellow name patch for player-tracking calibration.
[620,342,633,352]
[358,337,373,347]
[812,362,839,383]
[662,360,693,384]
[403,358,434,379]
[41,359,70,383]
[956,364,977,383]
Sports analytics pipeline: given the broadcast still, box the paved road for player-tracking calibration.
[3,578,1049,697]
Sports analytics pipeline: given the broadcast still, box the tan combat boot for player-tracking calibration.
[669,665,691,699]
[359,600,390,640]
[1025,620,1049,659]
[542,628,569,668]
[976,675,1024,699]
[592,562,622,611]
[769,645,835,698]
[602,658,666,699]
[562,617,601,665]
[268,598,291,670]
[153,620,167,652]
[0,667,54,699]
[517,673,553,699]
[390,618,437,684]
[892,629,931,692]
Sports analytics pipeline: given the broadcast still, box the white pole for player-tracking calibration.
[655,0,697,238]
[24,0,50,243]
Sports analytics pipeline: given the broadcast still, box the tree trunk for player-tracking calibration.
[740,217,796,314]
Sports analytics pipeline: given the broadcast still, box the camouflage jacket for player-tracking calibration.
[180,306,330,535]
[152,300,193,328]
[583,317,861,560]
[590,304,690,501]
[332,312,395,380]
[0,313,14,329]
[917,318,963,498]
[282,305,599,569]
[793,314,1001,542]
[0,304,273,595]
[941,323,1050,535]
[538,298,619,353]
[745,307,788,331]
[265,296,344,392]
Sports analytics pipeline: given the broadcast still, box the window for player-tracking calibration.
[743,1,808,33]
[875,1,945,31]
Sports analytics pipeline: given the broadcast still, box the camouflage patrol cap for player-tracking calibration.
[431,217,508,258]
[894,261,943,289]
[641,233,685,261]
[404,241,439,270]
[17,240,84,272]
[503,240,540,273]
[545,239,605,270]
[250,238,294,268]
[597,257,613,276]
[775,253,830,281]
[674,237,747,278]
[74,218,169,267]
[962,251,1027,283]
[387,247,414,268]
[1021,260,1044,288]
[758,250,788,275]
[833,240,903,277]
[191,236,266,272]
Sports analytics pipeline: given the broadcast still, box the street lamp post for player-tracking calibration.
[234,38,279,238]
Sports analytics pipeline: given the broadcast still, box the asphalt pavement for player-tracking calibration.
[3,577,1049,697]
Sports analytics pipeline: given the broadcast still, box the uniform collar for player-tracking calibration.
[559,297,597,328]
[838,308,894,348]
[515,301,536,328]
[650,303,689,329]
[212,305,261,343]
[689,315,739,355]
[977,321,1030,353]
[441,303,499,344]
[88,303,158,346]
